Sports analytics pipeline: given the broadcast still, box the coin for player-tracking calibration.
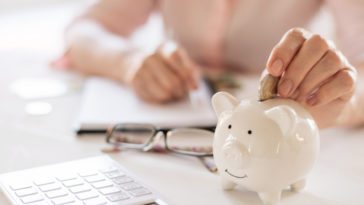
[258,74,279,101]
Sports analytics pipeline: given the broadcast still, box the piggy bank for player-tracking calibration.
[211,92,320,205]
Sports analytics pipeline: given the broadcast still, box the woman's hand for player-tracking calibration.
[266,28,357,128]
[130,43,200,103]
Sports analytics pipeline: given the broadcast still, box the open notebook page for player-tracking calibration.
[74,77,217,133]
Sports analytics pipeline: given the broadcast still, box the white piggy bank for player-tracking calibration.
[212,92,320,205]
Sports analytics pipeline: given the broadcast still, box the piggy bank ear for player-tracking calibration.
[212,92,239,118]
[265,105,297,136]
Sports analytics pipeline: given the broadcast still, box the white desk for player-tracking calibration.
[1,2,364,205]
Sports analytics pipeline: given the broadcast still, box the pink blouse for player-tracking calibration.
[106,0,364,71]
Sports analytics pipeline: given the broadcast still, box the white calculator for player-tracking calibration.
[0,156,168,205]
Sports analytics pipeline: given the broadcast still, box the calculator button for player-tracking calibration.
[78,171,98,177]
[99,167,118,174]
[67,202,83,205]
[99,186,121,195]
[51,195,75,205]
[39,183,61,192]
[129,188,152,197]
[45,189,68,199]
[62,179,84,188]
[84,175,105,183]
[120,182,142,191]
[20,194,44,204]
[91,181,113,189]
[15,187,38,197]
[106,193,130,202]
[10,183,32,191]
[112,176,133,184]
[76,190,99,200]
[33,178,55,186]
[56,175,77,182]
[103,171,124,179]
[28,201,50,205]
[83,197,107,205]
[69,185,91,194]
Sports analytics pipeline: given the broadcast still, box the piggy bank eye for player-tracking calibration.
[247,130,252,135]
[228,124,232,129]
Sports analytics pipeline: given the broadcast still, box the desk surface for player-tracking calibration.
[1,2,364,205]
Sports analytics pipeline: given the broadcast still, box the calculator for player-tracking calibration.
[0,156,168,205]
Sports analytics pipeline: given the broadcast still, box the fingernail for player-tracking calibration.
[271,59,283,76]
[307,95,318,106]
[278,79,293,97]
[291,89,300,100]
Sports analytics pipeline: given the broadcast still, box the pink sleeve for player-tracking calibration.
[326,0,364,65]
[85,0,157,37]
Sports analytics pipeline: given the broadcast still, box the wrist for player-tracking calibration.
[335,63,364,127]
[336,91,364,127]
[113,51,148,84]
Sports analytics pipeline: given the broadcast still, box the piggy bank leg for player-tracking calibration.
[258,190,281,205]
[291,178,306,192]
[221,177,236,190]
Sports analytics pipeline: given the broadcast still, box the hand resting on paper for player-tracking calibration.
[130,43,200,103]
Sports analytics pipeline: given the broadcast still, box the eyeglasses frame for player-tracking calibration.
[106,123,215,157]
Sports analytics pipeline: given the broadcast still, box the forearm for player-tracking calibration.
[337,63,364,127]
[65,20,145,84]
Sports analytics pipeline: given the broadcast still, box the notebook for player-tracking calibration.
[74,77,217,134]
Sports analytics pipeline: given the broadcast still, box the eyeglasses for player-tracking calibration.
[105,123,216,171]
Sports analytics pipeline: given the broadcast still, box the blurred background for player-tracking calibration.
[0,0,84,54]
[0,0,90,148]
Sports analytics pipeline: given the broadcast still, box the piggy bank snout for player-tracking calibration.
[222,140,250,169]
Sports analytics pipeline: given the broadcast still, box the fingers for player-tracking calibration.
[149,53,186,99]
[166,48,199,90]
[266,28,308,77]
[278,34,330,97]
[131,51,196,103]
[266,27,357,111]
[306,69,356,107]
[296,50,345,101]
[132,67,170,103]
[158,41,198,90]
[131,77,155,103]
[131,42,201,103]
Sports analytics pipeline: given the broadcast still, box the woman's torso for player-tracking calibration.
[158,0,322,71]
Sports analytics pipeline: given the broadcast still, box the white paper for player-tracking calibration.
[74,77,217,132]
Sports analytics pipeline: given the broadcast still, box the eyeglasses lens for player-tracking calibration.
[109,124,155,147]
[166,128,214,155]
